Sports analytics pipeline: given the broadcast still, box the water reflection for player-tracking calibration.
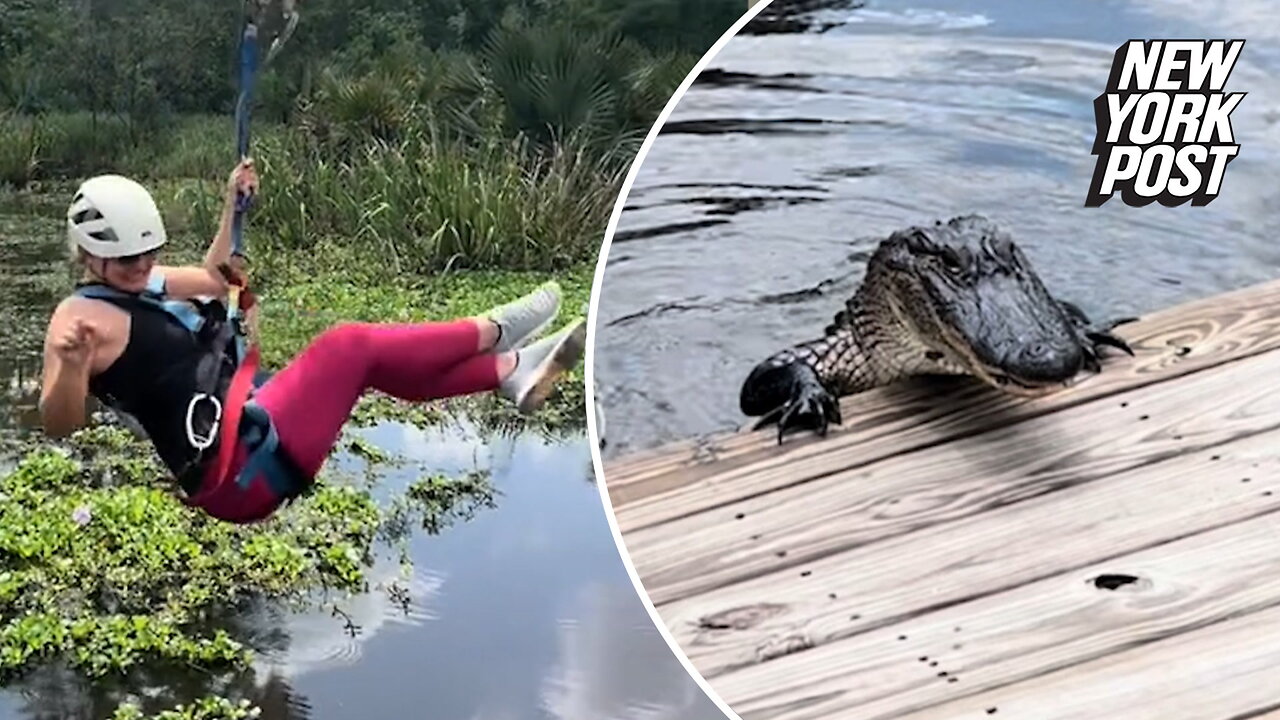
[4,647,312,720]
[0,205,64,444]
[252,562,445,677]
[542,583,708,720]
[265,428,723,720]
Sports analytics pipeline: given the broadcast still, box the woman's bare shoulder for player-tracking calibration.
[48,294,129,333]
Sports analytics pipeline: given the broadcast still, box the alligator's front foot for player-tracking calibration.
[740,357,842,444]
[1059,300,1137,372]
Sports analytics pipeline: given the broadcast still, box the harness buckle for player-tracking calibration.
[186,393,223,451]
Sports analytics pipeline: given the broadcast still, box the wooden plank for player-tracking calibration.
[714,500,1280,719]
[633,347,1280,610]
[648,351,1280,677]
[607,279,1280,529]
[886,599,1280,720]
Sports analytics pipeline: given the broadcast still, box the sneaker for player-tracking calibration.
[487,281,562,353]
[499,318,587,415]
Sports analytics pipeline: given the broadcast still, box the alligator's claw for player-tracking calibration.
[742,358,842,444]
[767,382,841,443]
[1059,300,1137,370]
[1103,315,1140,330]
[1086,329,1134,356]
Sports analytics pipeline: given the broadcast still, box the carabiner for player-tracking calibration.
[186,393,223,451]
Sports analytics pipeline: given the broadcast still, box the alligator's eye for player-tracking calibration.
[907,230,931,251]
[940,250,965,274]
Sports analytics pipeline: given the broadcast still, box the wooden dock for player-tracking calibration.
[602,278,1280,720]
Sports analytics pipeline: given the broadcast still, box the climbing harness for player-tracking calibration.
[73,279,308,522]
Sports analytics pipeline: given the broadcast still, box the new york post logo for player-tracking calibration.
[1086,39,1246,208]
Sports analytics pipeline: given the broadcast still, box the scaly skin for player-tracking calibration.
[740,215,1135,443]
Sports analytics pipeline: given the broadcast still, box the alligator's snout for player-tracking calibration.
[959,313,1087,390]
[1005,340,1083,384]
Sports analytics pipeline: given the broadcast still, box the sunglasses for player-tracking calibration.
[112,249,160,265]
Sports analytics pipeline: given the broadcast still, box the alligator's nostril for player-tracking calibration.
[1019,342,1057,364]
[1013,341,1081,382]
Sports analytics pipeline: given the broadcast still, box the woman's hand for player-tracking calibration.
[40,308,100,437]
[51,317,99,370]
[227,158,259,201]
[183,157,259,291]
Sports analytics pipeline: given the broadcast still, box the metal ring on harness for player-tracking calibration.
[185,393,223,451]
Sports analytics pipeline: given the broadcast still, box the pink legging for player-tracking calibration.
[251,320,499,476]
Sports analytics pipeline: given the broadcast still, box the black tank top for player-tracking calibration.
[81,286,236,489]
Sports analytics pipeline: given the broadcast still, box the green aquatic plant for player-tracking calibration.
[0,427,381,684]
[111,696,261,720]
[0,412,520,716]
[404,471,499,535]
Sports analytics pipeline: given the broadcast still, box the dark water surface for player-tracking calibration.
[596,0,1280,457]
[0,197,719,718]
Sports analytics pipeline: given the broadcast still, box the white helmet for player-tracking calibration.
[67,175,167,258]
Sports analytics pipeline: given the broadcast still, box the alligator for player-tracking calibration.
[739,215,1135,443]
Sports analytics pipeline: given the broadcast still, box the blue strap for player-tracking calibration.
[231,19,261,258]
[75,279,251,372]
[232,316,248,367]
[236,401,307,499]
[74,283,206,334]
[145,268,166,295]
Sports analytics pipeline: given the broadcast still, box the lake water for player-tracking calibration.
[595,0,1280,457]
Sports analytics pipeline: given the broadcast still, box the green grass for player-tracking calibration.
[1,111,620,273]
[157,129,622,274]
[0,112,135,186]
[0,113,259,190]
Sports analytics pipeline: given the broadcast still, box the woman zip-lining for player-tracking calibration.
[39,160,587,523]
